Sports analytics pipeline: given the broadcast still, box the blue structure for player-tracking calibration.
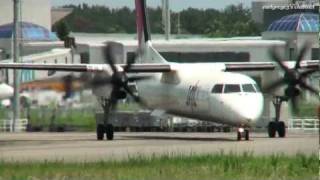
[267,13,319,32]
[0,21,58,41]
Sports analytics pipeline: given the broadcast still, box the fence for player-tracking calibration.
[0,119,28,132]
[288,118,319,131]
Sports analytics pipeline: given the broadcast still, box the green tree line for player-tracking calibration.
[53,3,261,37]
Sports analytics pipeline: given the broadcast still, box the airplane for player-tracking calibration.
[0,82,33,108]
[0,0,318,141]
[0,82,14,101]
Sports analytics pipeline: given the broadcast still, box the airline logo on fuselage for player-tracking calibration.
[186,81,199,111]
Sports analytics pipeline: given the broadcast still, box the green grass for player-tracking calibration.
[0,153,318,180]
[26,108,96,131]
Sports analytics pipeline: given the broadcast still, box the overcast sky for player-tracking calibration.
[50,0,253,11]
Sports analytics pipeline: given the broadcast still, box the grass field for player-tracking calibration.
[0,153,318,180]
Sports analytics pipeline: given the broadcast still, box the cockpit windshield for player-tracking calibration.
[224,84,241,93]
[242,84,256,93]
[253,84,261,92]
[211,84,223,93]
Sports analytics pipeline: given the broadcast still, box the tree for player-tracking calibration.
[53,21,70,41]
[54,4,261,37]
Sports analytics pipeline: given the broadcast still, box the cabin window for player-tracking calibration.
[211,84,223,94]
[242,84,256,93]
[224,84,241,93]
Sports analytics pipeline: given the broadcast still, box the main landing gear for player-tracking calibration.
[268,96,287,138]
[96,124,114,141]
[237,127,250,141]
[97,98,114,141]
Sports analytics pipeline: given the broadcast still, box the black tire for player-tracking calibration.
[268,122,276,138]
[237,131,242,141]
[277,121,286,138]
[96,124,105,140]
[106,124,114,140]
[245,130,249,141]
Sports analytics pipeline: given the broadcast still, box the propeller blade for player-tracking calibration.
[300,81,319,96]
[90,77,113,88]
[105,45,118,74]
[123,84,141,103]
[124,53,136,72]
[300,69,318,78]
[295,43,310,69]
[269,47,291,75]
[263,79,286,93]
[290,96,299,114]
[127,75,152,82]
[109,87,120,111]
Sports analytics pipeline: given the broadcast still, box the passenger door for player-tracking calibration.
[209,84,224,120]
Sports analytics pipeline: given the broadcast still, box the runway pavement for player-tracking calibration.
[0,132,318,162]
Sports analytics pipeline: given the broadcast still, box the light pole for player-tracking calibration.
[162,0,171,40]
[12,0,21,132]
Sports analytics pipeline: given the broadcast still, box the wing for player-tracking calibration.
[225,60,319,71]
[0,63,172,73]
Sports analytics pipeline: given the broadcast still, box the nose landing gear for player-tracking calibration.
[237,127,250,141]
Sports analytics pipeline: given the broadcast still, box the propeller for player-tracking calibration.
[61,41,150,107]
[264,42,319,112]
[101,41,150,111]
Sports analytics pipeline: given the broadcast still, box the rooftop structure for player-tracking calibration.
[267,13,319,32]
[0,22,58,41]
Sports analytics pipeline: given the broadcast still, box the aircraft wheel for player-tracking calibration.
[106,124,114,140]
[245,129,249,141]
[237,131,242,141]
[268,122,276,138]
[96,124,105,140]
[237,128,244,141]
[277,121,286,138]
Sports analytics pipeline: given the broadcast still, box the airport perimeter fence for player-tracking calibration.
[0,119,28,132]
[288,118,319,132]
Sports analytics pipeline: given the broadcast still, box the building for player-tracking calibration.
[262,13,319,60]
[0,21,62,60]
[252,0,319,29]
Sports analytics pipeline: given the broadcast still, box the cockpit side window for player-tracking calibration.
[211,84,224,94]
[253,84,261,92]
[224,84,241,93]
[242,84,256,93]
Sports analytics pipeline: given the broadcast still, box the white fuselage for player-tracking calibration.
[137,64,264,127]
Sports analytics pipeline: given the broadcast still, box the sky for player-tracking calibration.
[50,0,253,11]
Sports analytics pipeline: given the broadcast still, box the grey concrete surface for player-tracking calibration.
[0,132,318,162]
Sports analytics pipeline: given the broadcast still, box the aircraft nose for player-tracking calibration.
[235,94,264,123]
